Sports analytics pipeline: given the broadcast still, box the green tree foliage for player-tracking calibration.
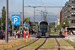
[50,22,55,28]
[24,17,29,24]
[55,18,69,30]
[69,0,70,2]
[2,6,6,30]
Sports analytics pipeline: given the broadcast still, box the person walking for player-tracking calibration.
[20,30,23,38]
[59,30,62,35]
[23,28,26,38]
[14,30,17,38]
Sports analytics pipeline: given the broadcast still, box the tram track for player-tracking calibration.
[61,35,75,48]
[55,38,60,50]
[16,38,40,50]
[16,34,75,50]
[35,38,47,50]
[56,38,75,50]
[62,38,75,48]
[55,34,75,50]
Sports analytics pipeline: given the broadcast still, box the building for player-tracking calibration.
[60,10,63,23]
[55,18,60,27]
[62,0,75,27]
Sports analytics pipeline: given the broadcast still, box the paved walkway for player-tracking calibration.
[0,37,23,43]
[65,35,75,42]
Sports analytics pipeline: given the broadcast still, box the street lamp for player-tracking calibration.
[63,22,65,29]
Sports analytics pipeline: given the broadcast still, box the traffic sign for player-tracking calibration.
[23,23,27,26]
[61,27,64,29]
[11,14,20,25]
[8,24,10,28]
[27,23,30,27]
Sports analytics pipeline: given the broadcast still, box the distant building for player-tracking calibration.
[62,0,75,27]
[60,10,63,23]
[55,18,60,27]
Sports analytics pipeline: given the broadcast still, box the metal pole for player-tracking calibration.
[41,13,42,21]
[22,0,24,30]
[12,25,14,38]
[5,0,8,43]
[34,7,36,23]
[1,18,2,30]
[20,12,22,30]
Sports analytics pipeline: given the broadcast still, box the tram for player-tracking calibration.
[37,21,50,38]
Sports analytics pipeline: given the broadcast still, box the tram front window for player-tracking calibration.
[40,24,47,33]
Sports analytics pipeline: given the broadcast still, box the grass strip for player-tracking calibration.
[66,40,75,46]
[41,39,57,48]
[58,39,70,46]
[57,39,74,50]
[51,32,59,35]
[4,39,36,50]
[27,39,44,47]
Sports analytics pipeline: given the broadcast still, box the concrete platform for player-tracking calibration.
[65,35,75,42]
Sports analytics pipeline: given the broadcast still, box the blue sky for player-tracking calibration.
[0,0,69,22]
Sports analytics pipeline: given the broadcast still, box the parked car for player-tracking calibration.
[0,30,5,39]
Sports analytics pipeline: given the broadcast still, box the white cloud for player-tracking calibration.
[48,11,60,16]
[53,11,59,15]
[25,11,40,17]
[25,11,34,16]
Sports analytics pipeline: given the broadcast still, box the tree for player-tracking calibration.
[69,0,70,2]
[55,18,69,30]
[2,6,6,30]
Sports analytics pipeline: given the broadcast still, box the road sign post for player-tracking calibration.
[11,14,20,38]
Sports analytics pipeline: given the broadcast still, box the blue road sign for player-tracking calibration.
[61,27,64,29]
[23,23,26,26]
[8,24,10,28]
[27,23,30,27]
[11,14,20,25]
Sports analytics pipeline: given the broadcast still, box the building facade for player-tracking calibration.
[55,18,60,27]
[62,0,75,27]
[60,10,63,23]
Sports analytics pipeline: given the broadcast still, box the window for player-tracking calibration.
[67,16,70,18]
[71,15,75,17]
[71,8,75,10]
[74,20,75,23]
[40,23,48,33]
[71,1,75,3]
[69,20,71,23]
[71,20,75,23]
[71,20,73,23]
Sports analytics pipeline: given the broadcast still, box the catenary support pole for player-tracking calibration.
[34,7,36,23]
[22,0,24,30]
[5,0,8,43]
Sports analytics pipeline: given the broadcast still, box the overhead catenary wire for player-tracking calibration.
[25,0,30,6]
[40,0,47,11]
[27,0,40,5]
[31,0,56,6]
